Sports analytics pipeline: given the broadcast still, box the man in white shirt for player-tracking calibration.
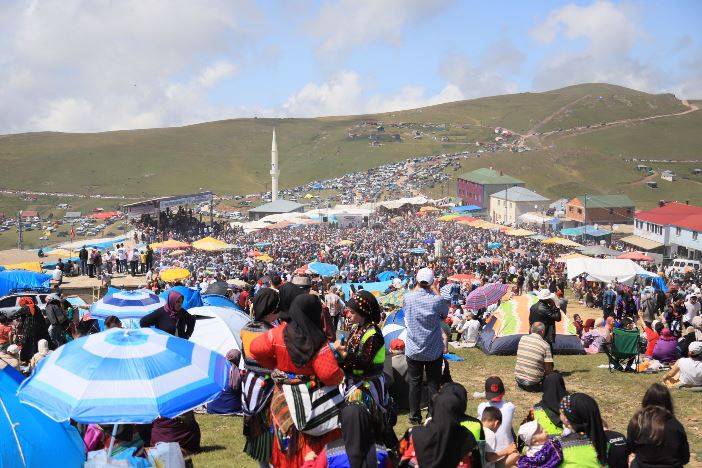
[684,294,700,326]
[324,286,343,331]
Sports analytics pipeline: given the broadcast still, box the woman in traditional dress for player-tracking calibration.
[15,296,50,362]
[334,290,396,453]
[240,287,279,467]
[250,294,344,468]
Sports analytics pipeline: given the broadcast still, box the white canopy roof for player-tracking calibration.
[565,258,658,284]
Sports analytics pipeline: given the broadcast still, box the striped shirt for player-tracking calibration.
[515,333,553,384]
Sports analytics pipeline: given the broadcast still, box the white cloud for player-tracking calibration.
[0,0,260,133]
[529,1,663,92]
[308,0,451,57]
[197,61,238,87]
[282,71,465,117]
[439,52,522,99]
[282,71,365,116]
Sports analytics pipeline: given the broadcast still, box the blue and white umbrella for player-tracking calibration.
[381,323,407,351]
[90,289,166,328]
[18,328,230,425]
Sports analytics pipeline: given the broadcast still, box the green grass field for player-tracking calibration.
[190,350,701,467]
[0,83,697,205]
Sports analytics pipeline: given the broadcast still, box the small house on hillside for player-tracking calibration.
[19,210,39,219]
[565,195,635,225]
[661,171,676,182]
[456,168,524,209]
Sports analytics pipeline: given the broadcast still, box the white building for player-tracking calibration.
[489,187,549,225]
[624,201,702,259]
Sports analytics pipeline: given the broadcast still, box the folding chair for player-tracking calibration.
[605,328,641,372]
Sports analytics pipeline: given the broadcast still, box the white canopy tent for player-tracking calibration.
[565,258,658,284]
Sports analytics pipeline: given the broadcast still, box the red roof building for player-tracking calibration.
[635,202,702,232]
[629,202,702,259]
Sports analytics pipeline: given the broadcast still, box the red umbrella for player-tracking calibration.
[617,251,653,262]
[247,250,262,257]
[447,273,476,284]
[465,283,510,310]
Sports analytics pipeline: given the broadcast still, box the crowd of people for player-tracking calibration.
[2,208,701,467]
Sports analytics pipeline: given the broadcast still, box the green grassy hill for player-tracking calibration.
[0,83,699,209]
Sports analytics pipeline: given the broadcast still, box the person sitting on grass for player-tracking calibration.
[477,377,516,464]
[663,341,702,388]
[652,328,679,364]
[481,406,519,467]
[627,403,690,467]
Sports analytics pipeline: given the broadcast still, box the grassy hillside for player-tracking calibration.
[0,83,694,201]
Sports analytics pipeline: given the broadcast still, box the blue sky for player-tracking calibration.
[1,0,700,132]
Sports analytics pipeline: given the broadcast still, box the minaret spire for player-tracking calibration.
[270,128,279,201]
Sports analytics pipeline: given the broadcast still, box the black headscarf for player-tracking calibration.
[347,290,381,324]
[277,282,305,322]
[412,389,472,468]
[340,403,376,468]
[560,393,608,464]
[540,372,567,428]
[283,294,327,367]
[252,287,279,322]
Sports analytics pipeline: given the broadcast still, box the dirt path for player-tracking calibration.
[533,99,699,142]
[527,95,592,136]
[630,171,658,186]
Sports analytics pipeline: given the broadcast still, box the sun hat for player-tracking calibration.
[537,289,555,301]
[518,420,540,446]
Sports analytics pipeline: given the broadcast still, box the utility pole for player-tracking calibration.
[504,186,508,225]
[16,212,23,250]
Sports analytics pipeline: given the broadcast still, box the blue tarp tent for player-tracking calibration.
[487,242,502,249]
[409,248,426,255]
[1,366,85,466]
[451,205,482,213]
[0,271,51,296]
[160,286,204,310]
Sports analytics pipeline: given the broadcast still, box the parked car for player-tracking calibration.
[0,292,50,319]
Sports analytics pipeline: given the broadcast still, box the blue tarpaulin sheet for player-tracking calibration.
[160,286,204,310]
[560,225,611,237]
[377,271,399,282]
[0,271,52,296]
[452,205,482,213]
[307,262,340,277]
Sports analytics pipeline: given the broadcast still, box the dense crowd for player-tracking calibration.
[2,209,701,467]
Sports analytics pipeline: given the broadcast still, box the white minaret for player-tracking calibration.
[270,128,280,201]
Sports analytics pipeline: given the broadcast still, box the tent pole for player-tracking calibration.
[106,423,119,461]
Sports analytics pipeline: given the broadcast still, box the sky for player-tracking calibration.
[1,0,700,133]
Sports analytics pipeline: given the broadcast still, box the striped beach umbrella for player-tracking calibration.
[18,328,230,424]
[381,323,407,351]
[465,283,510,310]
[89,289,165,328]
